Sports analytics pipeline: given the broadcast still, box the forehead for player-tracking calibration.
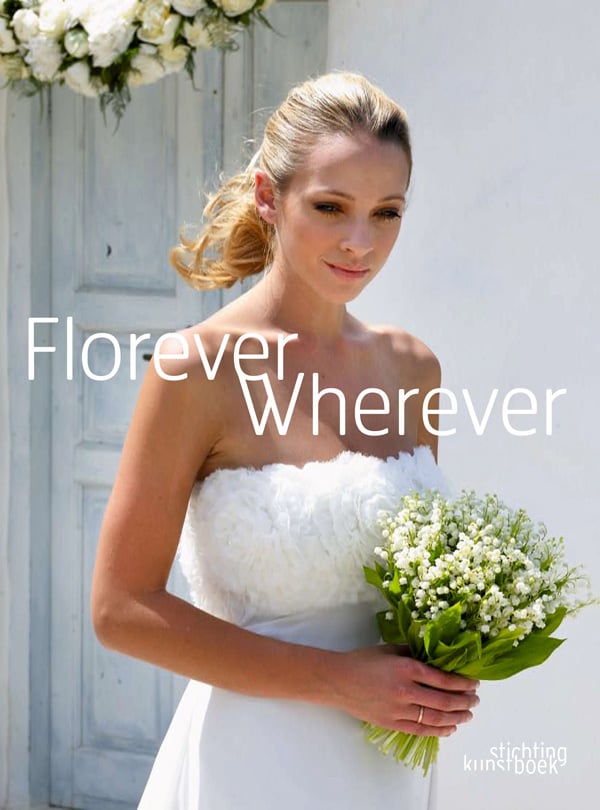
[287,132,410,195]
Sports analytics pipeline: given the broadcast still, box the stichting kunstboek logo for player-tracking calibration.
[463,741,567,775]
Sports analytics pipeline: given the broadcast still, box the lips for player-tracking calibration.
[325,261,370,277]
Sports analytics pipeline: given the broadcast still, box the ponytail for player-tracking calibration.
[169,150,274,290]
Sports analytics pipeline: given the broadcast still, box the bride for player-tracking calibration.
[91,70,480,809]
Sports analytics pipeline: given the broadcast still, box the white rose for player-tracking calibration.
[0,17,18,53]
[183,15,211,48]
[87,21,135,67]
[64,28,89,57]
[136,0,169,32]
[172,0,206,16]
[73,0,139,29]
[158,41,189,74]
[62,61,99,97]
[39,0,73,37]
[24,34,63,81]
[11,9,40,43]
[138,13,180,45]
[127,52,165,87]
[0,53,31,80]
[213,0,256,16]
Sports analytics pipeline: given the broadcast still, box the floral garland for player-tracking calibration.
[0,1,277,121]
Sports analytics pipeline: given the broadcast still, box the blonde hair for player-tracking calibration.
[170,70,412,290]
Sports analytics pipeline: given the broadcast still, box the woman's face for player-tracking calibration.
[258,132,411,304]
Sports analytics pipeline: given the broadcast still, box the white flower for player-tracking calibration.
[87,21,136,68]
[63,28,89,58]
[39,0,73,38]
[24,34,63,80]
[0,17,18,53]
[138,13,180,45]
[183,15,211,48]
[63,61,100,97]
[72,0,139,29]
[127,52,165,87]
[158,41,189,74]
[136,0,169,38]
[11,9,40,43]
[73,0,138,66]
[0,53,31,80]
[213,0,255,17]
[172,0,206,16]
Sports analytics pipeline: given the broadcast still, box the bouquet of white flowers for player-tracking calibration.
[0,0,276,122]
[363,488,598,775]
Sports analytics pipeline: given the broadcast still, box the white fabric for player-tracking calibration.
[138,446,449,809]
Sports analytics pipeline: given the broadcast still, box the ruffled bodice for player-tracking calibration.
[177,445,448,626]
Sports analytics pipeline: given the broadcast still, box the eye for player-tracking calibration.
[314,203,340,216]
[376,209,403,220]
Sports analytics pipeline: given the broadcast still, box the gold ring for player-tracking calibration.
[417,705,424,724]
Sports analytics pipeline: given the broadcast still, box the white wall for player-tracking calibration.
[329,2,599,808]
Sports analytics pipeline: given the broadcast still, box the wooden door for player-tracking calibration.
[48,3,327,807]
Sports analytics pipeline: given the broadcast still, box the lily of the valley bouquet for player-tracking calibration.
[363,488,598,775]
[0,1,276,120]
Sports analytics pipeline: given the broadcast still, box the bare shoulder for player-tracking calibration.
[122,312,248,488]
[368,322,441,386]
[154,312,238,376]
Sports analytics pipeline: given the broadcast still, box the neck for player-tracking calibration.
[246,263,351,344]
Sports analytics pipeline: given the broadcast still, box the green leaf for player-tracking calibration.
[429,631,481,671]
[423,621,441,657]
[478,627,526,663]
[396,598,412,639]
[434,602,463,645]
[537,606,567,637]
[407,621,426,658]
[376,611,407,645]
[470,635,565,680]
[429,647,472,672]
[363,565,383,589]
[422,603,463,657]
[388,567,401,596]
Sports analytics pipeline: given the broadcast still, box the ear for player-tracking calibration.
[254,170,278,225]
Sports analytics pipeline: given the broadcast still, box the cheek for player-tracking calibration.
[380,224,402,251]
[295,221,332,252]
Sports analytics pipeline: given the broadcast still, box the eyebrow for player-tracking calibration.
[311,188,406,202]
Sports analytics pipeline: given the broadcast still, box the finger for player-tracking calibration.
[382,719,458,738]
[404,721,458,738]
[410,703,474,728]
[409,684,480,714]
[409,661,480,692]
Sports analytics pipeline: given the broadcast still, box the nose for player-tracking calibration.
[339,219,372,258]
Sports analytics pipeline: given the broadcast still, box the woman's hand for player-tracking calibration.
[329,643,480,737]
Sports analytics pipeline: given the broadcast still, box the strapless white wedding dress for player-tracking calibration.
[138,445,449,809]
